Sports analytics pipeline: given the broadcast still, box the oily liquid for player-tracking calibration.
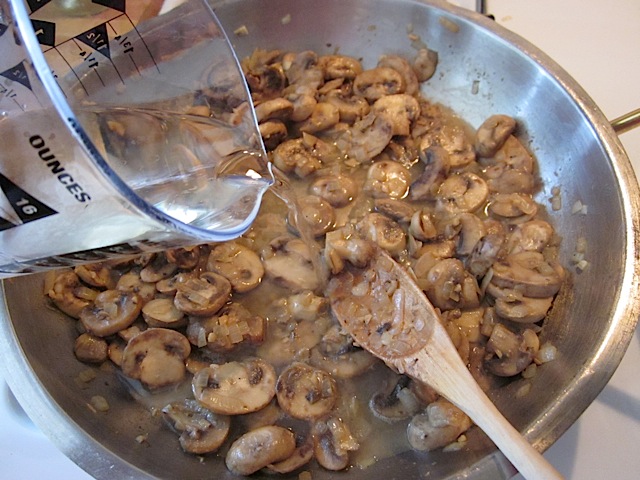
[80,105,273,234]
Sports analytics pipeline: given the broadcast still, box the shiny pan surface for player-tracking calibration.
[2,0,640,478]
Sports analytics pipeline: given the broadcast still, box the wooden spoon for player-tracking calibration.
[326,247,563,480]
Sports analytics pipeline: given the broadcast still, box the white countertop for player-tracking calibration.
[2,0,640,479]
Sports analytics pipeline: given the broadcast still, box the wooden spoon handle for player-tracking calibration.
[397,330,563,480]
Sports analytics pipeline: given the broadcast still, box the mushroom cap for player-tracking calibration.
[121,328,191,390]
[80,289,142,337]
[207,242,264,293]
[192,358,277,415]
[162,399,230,454]
[225,425,296,476]
[174,272,232,316]
[276,362,338,420]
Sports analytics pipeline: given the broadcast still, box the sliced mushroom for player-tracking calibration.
[139,253,178,283]
[74,263,115,289]
[378,55,420,96]
[372,94,420,136]
[310,325,377,379]
[255,97,294,122]
[407,399,472,451]
[439,212,487,256]
[267,434,314,474]
[142,297,186,329]
[155,271,195,296]
[485,163,536,194]
[121,328,191,390]
[475,114,517,157]
[353,67,405,101]
[484,323,534,376]
[436,172,489,214]
[424,123,476,169]
[494,291,554,323]
[488,193,538,224]
[312,416,359,471]
[192,358,277,415]
[165,246,201,270]
[410,145,451,201]
[260,120,288,150]
[74,333,108,363]
[116,270,156,305]
[425,258,480,310]
[412,240,457,284]
[162,399,230,454]
[283,50,319,84]
[489,135,534,173]
[370,376,422,423]
[374,198,416,223]
[409,208,438,241]
[358,212,407,257]
[490,251,565,298]
[272,137,324,178]
[207,242,264,293]
[506,220,555,254]
[364,160,411,199]
[324,91,370,123]
[319,54,363,80]
[309,174,359,208]
[47,270,99,318]
[174,272,231,316]
[466,233,505,278]
[335,113,394,164]
[287,194,335,238]
[413,47,439,82]
[225,426,296,476]
[324,227,376,275]
[298,102,340,134]
[79,290,141,337]
[276,362,338,420]
[263,236,320,292]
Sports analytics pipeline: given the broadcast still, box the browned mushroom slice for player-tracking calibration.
[438,212,487,256]
[310,325,377,379]
[378,55,420,95]
[487,282,554,323]
[74,263,115,289]
[324,91,370,124]
[506,220,555,254]
[267,434,314,474]
[79,290,141,337]
[121,328,191,390]
[436,172,489,214]
[369,375,422,423]
[298,102,340,134]
[174,272,231,316]
[47,270,99,318]
[425,258,480,310]
[192,358,277,415]
[484,323,534,376]
[287,194,335,238]
[324,226,377,275]
[412,47,439,82]
[225,426,296,476]
[155,271,195,296]
[354,67,405,101]
[254,97,294,123]
[207,242,264,293]
[165,246,201,270]
[490,251,565,298]
[142,298,186,329]
[372,94,420,136]
[410,146,451,201]
[276,362,338,420]
[260,120,288,149]
[334,113,394,164]
[272,137,324,178]
[488,192,538,224]
[466,233,505,278]
[374,198,416,223]
[116,271,156,305]
[74,333,108,364]
[309,174,359,208]
[474,114,517,158]
[162,399,230,454]
[407,399,472,451]
[364,160,411,199]
[312,416,359,471]
[318,54,363,80]
[263,236,320,292]
[358,212,407,256]
[139,253,178,283]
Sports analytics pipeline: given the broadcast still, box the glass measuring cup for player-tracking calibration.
[0,0,273,277]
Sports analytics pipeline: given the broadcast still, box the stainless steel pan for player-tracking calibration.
[2,0,640,478]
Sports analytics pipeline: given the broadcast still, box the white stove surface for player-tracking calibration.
[2,0,639,478]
